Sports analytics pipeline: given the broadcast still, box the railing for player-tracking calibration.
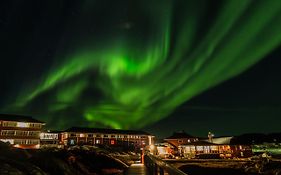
[144,154,188,175]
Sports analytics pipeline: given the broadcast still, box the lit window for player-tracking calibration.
[70,139,75,145]
[96,139,100,144]
[110,140,115,145]
[80,134,85,137]
[0,139,14,144]
[17,122,29,128]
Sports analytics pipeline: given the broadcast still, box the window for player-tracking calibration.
[17,122,29,128]
[70,139,75,145]
[15,130,22,136]
[29,131,40,137]
[26,139,39,145]
[14,139,27,144]
[23,131,28,136]
[3,121,17,127]
[1,130,16,136]
[103,135,108,138]
[88,134,93,137]
[0,139,14,144]
[1,130,7,135]
[111,135,115,138]
[96,139,100,144]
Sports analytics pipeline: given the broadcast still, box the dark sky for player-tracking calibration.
[1,0,281,138]
[144,47,281,138]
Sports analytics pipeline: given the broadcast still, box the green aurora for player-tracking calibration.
[6,0,281,129]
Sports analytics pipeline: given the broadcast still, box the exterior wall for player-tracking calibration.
[179,144,252,159]
[40,132,61,148]
[0,120,43,149]
[231,145,252,158]
[164,138,198,148]
[61,132,154,151]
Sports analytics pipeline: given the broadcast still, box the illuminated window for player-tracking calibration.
[17,122,29,128]
[3,121,17,127]
[110,140,115,145]
[0,139,14,144]
[80,134,85,137]
[70,139,75,145]
[96,139,100,144]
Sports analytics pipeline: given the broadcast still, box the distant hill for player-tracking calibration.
[230,132,281,145]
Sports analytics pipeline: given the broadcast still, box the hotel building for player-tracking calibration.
[0,114,45,149]
[61,127,154,151]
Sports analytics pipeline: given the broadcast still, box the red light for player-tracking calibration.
[110,140,115,145]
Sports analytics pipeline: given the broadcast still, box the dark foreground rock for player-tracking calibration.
[0,142,133,175]
[179,160,281,175]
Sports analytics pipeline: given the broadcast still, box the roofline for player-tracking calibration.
[63,127,154,136]
[62,131,153,136]
[164,138,195,140]
[0,119,45,123]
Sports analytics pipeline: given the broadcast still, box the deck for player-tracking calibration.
[125,163,149,175]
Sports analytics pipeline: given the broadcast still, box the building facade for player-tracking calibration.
[0,114,45,149]
[179,142,252,159]
[61,127,154,151]
[40,130,62,148]
[164,131,198,148]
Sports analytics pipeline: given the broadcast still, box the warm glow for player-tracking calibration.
[40,133,44,138]
[110,140,115,145]
[0,139,14,144]
[148,136,152,145]
[149,144,155,150]
[157,147,168,155]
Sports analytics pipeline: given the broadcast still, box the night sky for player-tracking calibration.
[1,0,281,138]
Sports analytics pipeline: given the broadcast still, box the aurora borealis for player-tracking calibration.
[1,0,281,134]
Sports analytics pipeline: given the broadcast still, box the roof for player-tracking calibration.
[179,141,218,146]
[165,131,195,139]
[202,136,233,145]
[0,113,45,123]
[42,130,63,133]
[64,127,153,136]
